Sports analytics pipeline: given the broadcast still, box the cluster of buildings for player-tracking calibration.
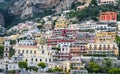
[0,11,120,74]
[77,0,117,10]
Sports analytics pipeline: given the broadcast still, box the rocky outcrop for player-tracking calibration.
[0,13,4,26]
[55,0,76,14]
[9,0,60,18]
[9,0,78,18]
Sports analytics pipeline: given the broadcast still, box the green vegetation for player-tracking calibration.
[52,47,60,51]
[0,69,2,72]
[9,47,15,57]
[84,54,107,57]
[18,61,28,69]
[71,2,85,10]
[37,25,43,30]
[116,36,120,57]
[10,40,16,44]
[86,58,120,73]
[0,46,4,58]
[87,62,100,73]
[67,0,120,22]
[7,70,16,74]
[37,62,46,69]
[0,0,55,29]
[109,68,120,74]
[27,66,38,72]
[47,67,62,73]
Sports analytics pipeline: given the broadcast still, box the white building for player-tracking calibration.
[14,39,55,67]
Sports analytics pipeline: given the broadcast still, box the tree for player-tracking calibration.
[0,69,2,72]
[90,0,98,6]
[104,58,112,68]
[18,61,28,74]
[9,47,15,57]
[37,25,43,30]
[109,68,120,74]
[47,68,54,73]
[87,62,100,73]
[38,62,46,69]
[31,67,38,72]
[18,61,28,69]
[53,67,62,72]
[0,46,4,58]
[8,70,16,74]
[47,67,62,73]
[100,58,112,73]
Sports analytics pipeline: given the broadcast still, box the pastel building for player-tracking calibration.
[95,32,116,43]
[87,43,119,56]
[100,12,117,22]
[100,0,117,5]
[96,23,117,32]
[0,39,19,71]
[55,18,68,28]
[86,32,119,56]
[14,39,55,66]
[76,32,95,43]
[70,42,88,57]
[56,42,72,60]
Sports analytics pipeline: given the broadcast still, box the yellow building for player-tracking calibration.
[14,42,54,66]
[95,32,116,43]
[0,37,5,45]
[87,43,119,56]
[55,18,68,28]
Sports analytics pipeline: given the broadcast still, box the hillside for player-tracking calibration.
[0,0,79,29]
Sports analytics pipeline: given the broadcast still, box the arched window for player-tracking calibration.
[35,59,37,62]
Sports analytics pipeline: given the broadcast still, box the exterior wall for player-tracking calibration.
[55,19,67,28]
[95,32,116,43]
[100,12,117,22]
[0,60,19,71]
[100,0,117,5]
[87,43,119,56]
[58,42,71,60]
[43,21,53,31]
[70,42,88,56]
[70,57,84,70]
[15,43,54,66]
[76,32,95,43]
[4,40,10,59]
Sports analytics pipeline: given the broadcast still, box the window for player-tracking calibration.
[18,50,20,53]
[49,59,51,62]
[30,50,32,54]
[6,48,8,51]
[45,59,47,62]
[42,50,44,54]
[26,50,28,54]
[62,48,64,51]
[22,50,24,53]
[5,53,7,57]
[26,59,28,62]
[34,50,36,54]
[35,59,37,62]
[40,59,42,61]
[31,58,33,61]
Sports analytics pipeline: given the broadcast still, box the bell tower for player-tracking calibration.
[4,39,10,59]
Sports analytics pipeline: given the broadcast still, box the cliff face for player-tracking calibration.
[0,13,4,26]
[8,0,77,18]
[9,0,60,18]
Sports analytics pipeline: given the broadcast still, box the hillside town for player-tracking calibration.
[1,0,120,74]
